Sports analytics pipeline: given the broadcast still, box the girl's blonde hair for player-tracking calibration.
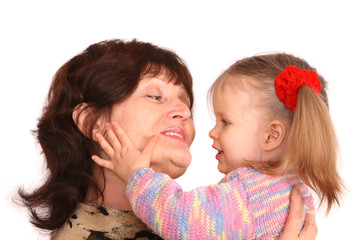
[209,53,343,214]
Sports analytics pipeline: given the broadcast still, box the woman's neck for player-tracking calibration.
[85,166,132,211]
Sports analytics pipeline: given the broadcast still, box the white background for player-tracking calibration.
[1,1,358,239]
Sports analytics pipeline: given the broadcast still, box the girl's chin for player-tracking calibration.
[217,164,228,175]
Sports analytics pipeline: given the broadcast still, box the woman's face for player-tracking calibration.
[109,73,195,178]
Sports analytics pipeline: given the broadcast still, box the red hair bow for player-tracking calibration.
[275,65,321,111]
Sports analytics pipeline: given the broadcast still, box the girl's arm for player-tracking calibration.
[126,168,254,239]
[92,122,254,239]
[126,170,318,240]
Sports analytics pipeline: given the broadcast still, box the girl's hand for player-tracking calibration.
[91,122,159,183]
[279,185,318,240]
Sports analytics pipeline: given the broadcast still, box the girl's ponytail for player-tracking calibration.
[286,86,342,213]
[275,65,343,214]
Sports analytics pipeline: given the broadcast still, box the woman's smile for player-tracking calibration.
[160,126,186,144]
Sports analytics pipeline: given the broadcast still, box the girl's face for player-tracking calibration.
[209,82,267,174]
[109,73,195,179]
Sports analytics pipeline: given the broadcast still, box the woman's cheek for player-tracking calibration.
[185,121,196,147]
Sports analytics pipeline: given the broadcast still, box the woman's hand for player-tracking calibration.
[279,185,318,240]
[92,122,158,183]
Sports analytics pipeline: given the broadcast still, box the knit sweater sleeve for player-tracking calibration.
[126,168,255,240]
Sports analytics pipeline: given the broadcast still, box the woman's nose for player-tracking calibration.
[169,99,192,120]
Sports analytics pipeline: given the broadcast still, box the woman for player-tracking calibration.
[18,39,317,239]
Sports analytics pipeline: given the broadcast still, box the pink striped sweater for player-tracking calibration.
[126,167,315,240]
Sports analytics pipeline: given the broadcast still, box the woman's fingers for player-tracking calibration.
[280,185,317,240]
[279,185,305,240]
[299,213,318,239]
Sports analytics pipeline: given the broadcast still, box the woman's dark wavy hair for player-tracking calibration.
[18,39,193,233]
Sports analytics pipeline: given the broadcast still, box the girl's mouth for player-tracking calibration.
[215,150,224,160]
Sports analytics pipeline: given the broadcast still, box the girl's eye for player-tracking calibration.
[221,119,230,125]
[148,95,162,101]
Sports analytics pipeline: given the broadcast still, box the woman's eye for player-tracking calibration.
[190,112,194,120]
[148,95,162,101]
[180,96,191,109]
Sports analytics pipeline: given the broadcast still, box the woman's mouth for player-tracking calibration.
[160,126,186,144]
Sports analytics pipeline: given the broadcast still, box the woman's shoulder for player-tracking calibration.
[52,203,162,240]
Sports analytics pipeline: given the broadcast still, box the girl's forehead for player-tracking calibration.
[212,83,259,111]
[213,83,247,100]
[213,74,261,100]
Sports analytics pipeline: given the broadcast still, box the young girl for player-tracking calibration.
[92,53,343,239]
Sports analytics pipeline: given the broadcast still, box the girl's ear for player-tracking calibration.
[263,120,286,151]
[72,103,105,140]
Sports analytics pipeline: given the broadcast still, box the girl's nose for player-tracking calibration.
[209,126,217,139]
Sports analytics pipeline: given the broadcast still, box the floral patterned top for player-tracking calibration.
[52,203,162,240]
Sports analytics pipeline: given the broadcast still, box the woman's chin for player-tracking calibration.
[168,166,188,179]
[149,161,189,179]
[150,147,192,179]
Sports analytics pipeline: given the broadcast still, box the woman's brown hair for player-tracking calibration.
[209,53,343,214]
[18,39,193,233]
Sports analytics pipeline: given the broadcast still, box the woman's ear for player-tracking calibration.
[263,120,286,151]
[72,103,105,140]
